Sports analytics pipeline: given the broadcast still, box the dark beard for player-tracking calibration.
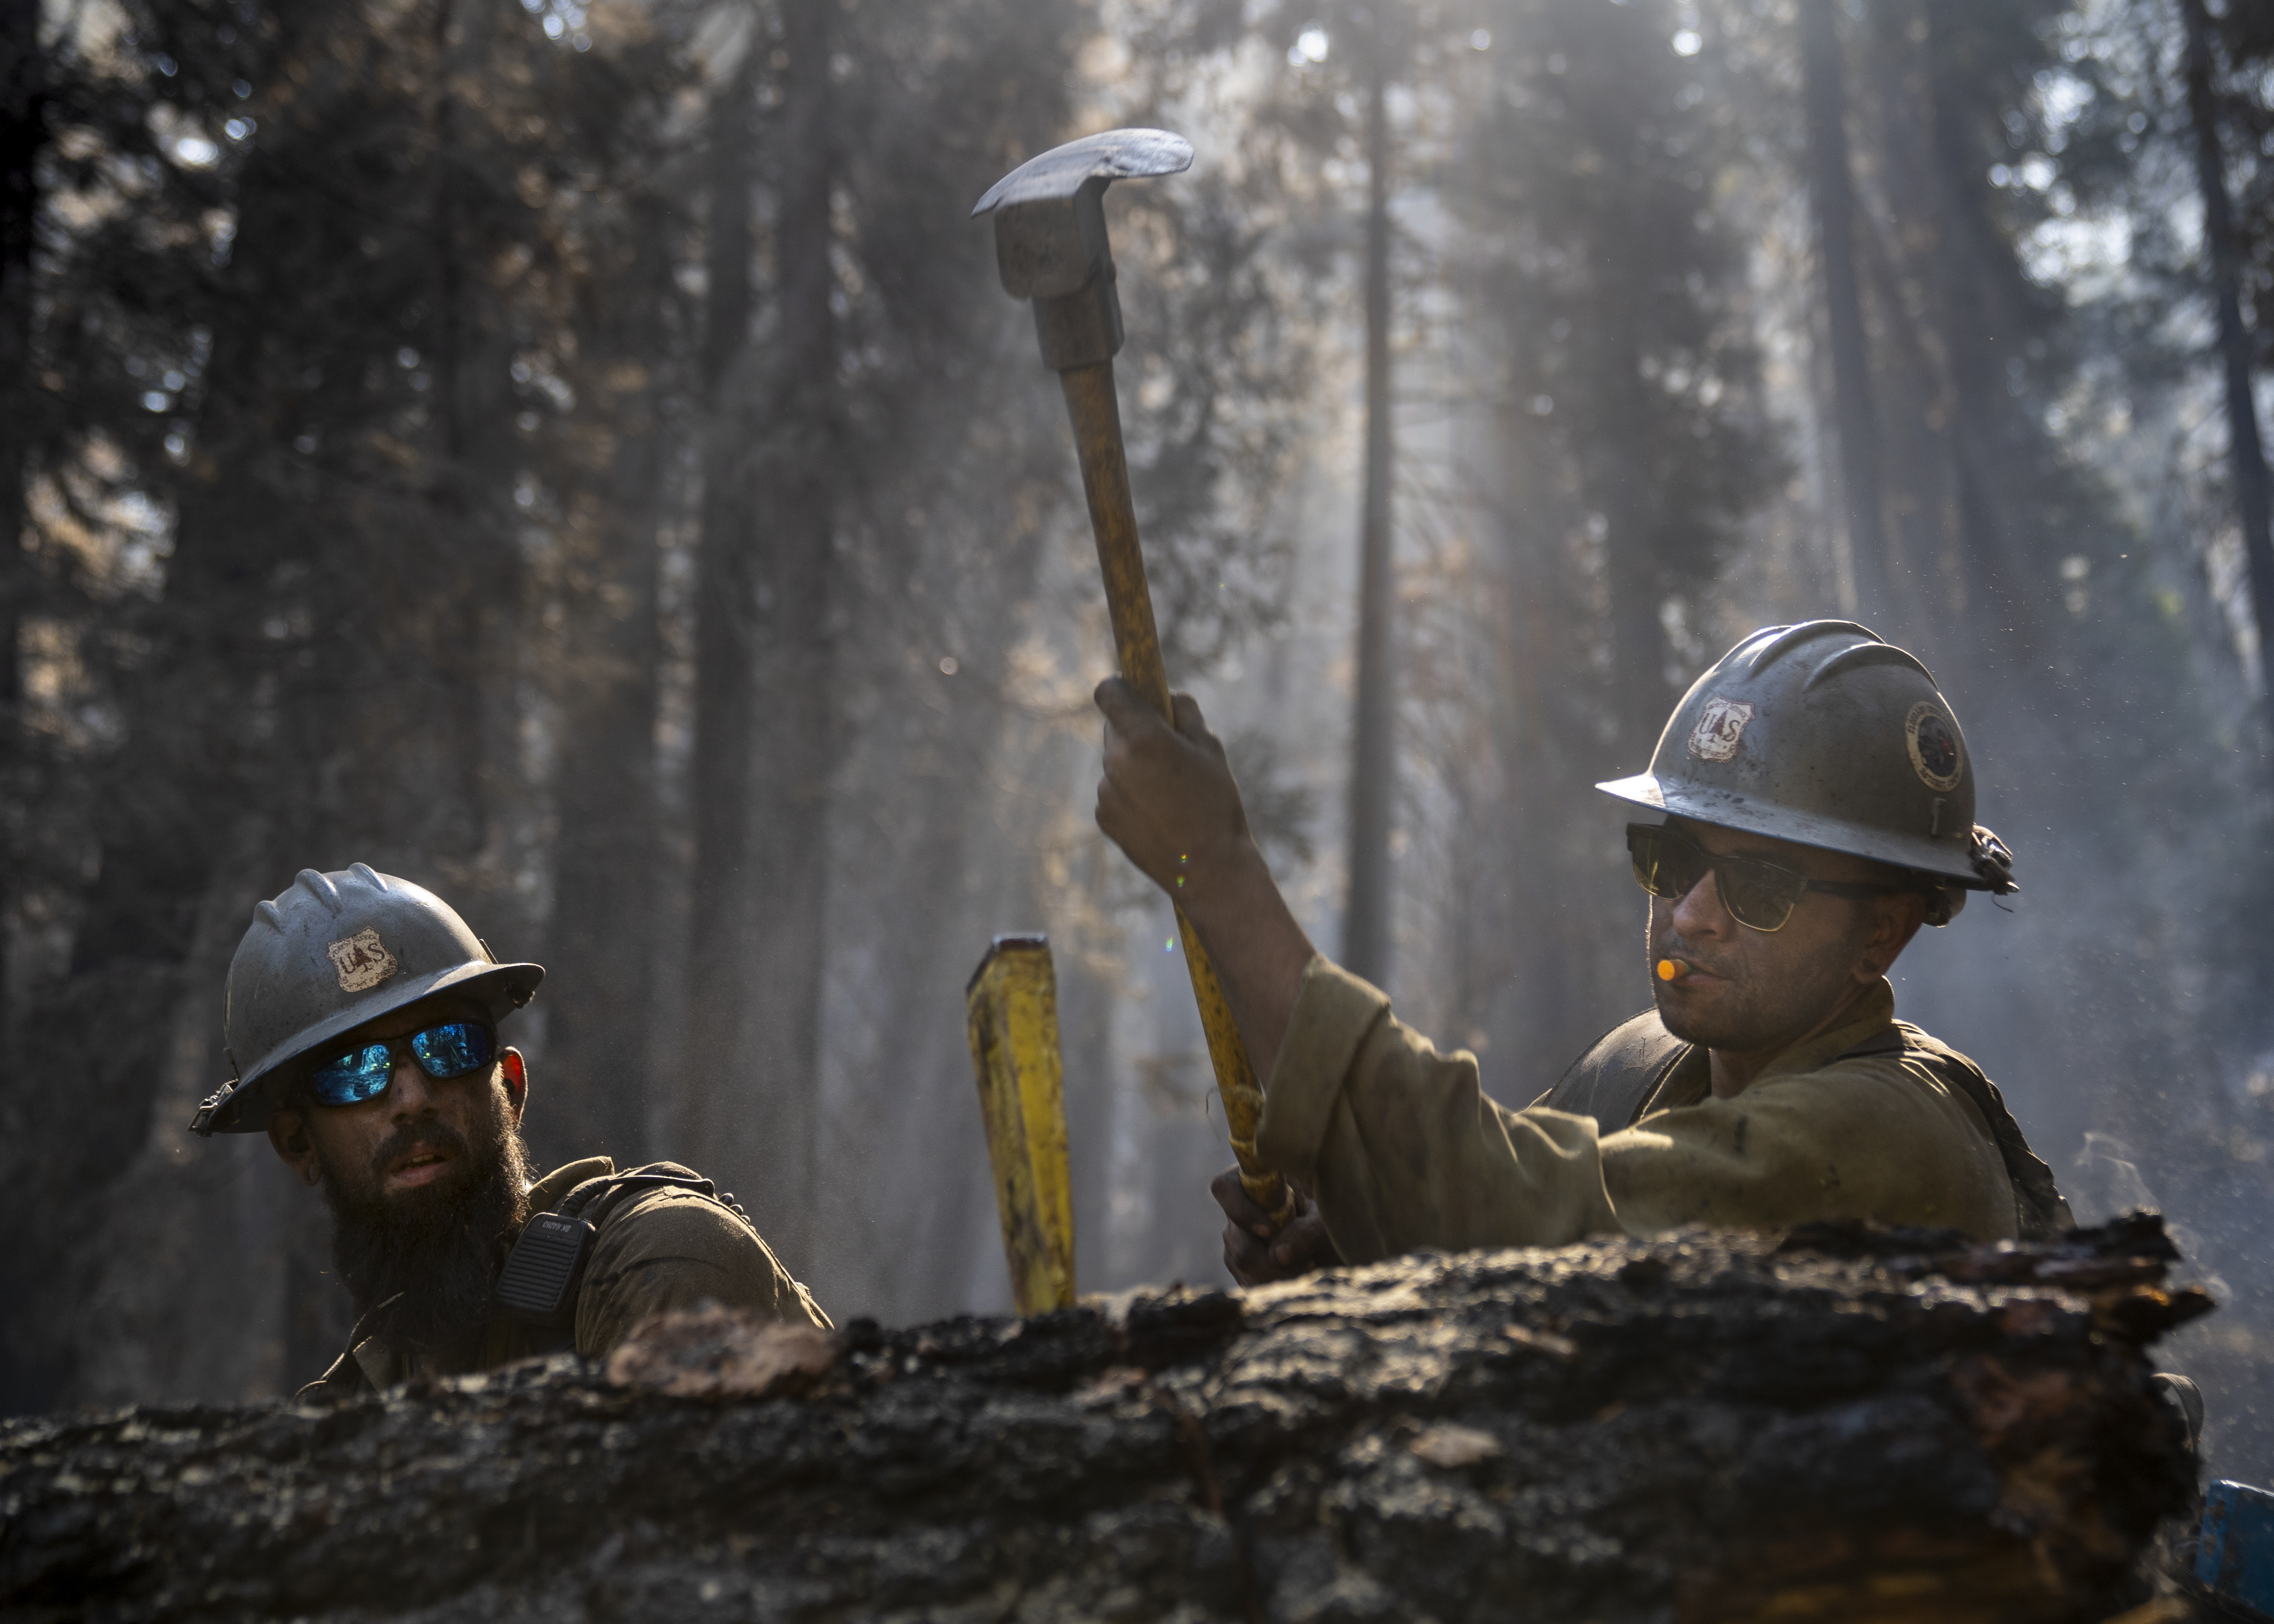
[319,1106,532,1370]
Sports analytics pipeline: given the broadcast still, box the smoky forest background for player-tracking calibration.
[4,0,2274,1480]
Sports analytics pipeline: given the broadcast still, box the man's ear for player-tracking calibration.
[500,1048,529,1122]
[267,1107,321,1187]
[1856,892,1929,984]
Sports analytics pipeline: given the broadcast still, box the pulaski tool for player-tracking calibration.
[965,934,1076,1314]
[974,130,1295,1229]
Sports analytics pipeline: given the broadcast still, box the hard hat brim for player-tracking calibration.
[207,959,544,1134]
[1596,772,1988,889]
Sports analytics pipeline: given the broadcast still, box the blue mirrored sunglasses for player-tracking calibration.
[307,1020,497,1107]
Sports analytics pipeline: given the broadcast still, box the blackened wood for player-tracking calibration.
[0,1217,2205,1623]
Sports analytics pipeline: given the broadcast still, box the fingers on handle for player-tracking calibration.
[1095,675,1163,738]
[1212,1165,1266,1226]
[1238,1167,1297,1230]
[1095,774,1127,832]
[1222,1224,1269,1289]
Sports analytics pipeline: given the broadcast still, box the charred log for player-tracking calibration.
[0,1217,2209,1623]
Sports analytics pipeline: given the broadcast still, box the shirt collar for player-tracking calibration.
[1751,978,1898,1084]
[524,1155,615,1215]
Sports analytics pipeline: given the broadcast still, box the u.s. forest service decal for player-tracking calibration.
[1905,701,1963,792]
[328,928,399,992]
[1686,697,1756,763]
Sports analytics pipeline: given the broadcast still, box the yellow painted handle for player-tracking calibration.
[1059,361,1297,1230]
[966,936,1077,1314]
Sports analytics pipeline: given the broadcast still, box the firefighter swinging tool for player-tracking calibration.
[966,935,1076,1314]
[974,129,1296,1231]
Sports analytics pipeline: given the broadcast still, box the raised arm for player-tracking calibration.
[1093,677,1337,1282]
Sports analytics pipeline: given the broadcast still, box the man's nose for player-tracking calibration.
[386,1056,438,1116]
[1669,868,1732,937]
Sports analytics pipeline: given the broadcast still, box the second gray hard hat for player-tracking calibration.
[190,863,543,1136]
[1596,621,2017,913]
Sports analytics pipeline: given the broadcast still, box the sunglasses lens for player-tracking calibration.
[1627,825,1702,900]
[410,1021,494,1079]
[310,1043,395,1106]
[1715,858,1804,931]
[1629,825,1806,930]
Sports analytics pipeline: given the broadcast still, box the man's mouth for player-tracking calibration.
[384,1143,459,1190]
[1656,948,1729,985]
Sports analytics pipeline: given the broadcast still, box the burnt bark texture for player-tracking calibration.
[0,1217,2206,1624]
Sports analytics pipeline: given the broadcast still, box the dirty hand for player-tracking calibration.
[1213,1166,1337,1287]
[1093,677,1252,898]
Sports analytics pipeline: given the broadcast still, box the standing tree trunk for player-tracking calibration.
[423,0,523,929]
[538,198,671,1168]
[0,0,45,1044]
[2180,0,2274,740]
[1342,35,1395,990]
[733,0,838,1267]
[1917,0,2041,662]
[1596,246,1670,760]
[427,0,486,852]
[683,54,759,1142]
[1798,0,1893,624]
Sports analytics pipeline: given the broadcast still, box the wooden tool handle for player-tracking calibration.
[1059,361,1296,1230]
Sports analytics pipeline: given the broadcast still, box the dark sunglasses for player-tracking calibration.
[307,1020,497,1107]
[1626,823,1901,933]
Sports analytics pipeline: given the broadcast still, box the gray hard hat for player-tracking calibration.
[189,863,543,1136]
[1596,621,2017,919]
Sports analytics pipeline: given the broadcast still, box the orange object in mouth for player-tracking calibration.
[1656,958,1691,982]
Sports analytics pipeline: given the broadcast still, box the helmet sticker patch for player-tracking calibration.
[1686,697,1756,763]
[327,928,399,993]
[1905,701,1963,792]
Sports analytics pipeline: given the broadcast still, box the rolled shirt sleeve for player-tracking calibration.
[1258,956,1620,1263]
[1256,955,2016,1265]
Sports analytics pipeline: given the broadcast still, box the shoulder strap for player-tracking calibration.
[1541,1010,1698,1131]
[494,1161,761,1341]
[1840,1024,2075,1241]
[556,1161,755,1233]
[302,1292,406,1399]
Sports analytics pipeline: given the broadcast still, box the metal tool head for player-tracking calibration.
[973,129,1193,307]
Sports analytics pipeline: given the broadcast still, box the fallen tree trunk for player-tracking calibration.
[0,1216,2209,1623]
